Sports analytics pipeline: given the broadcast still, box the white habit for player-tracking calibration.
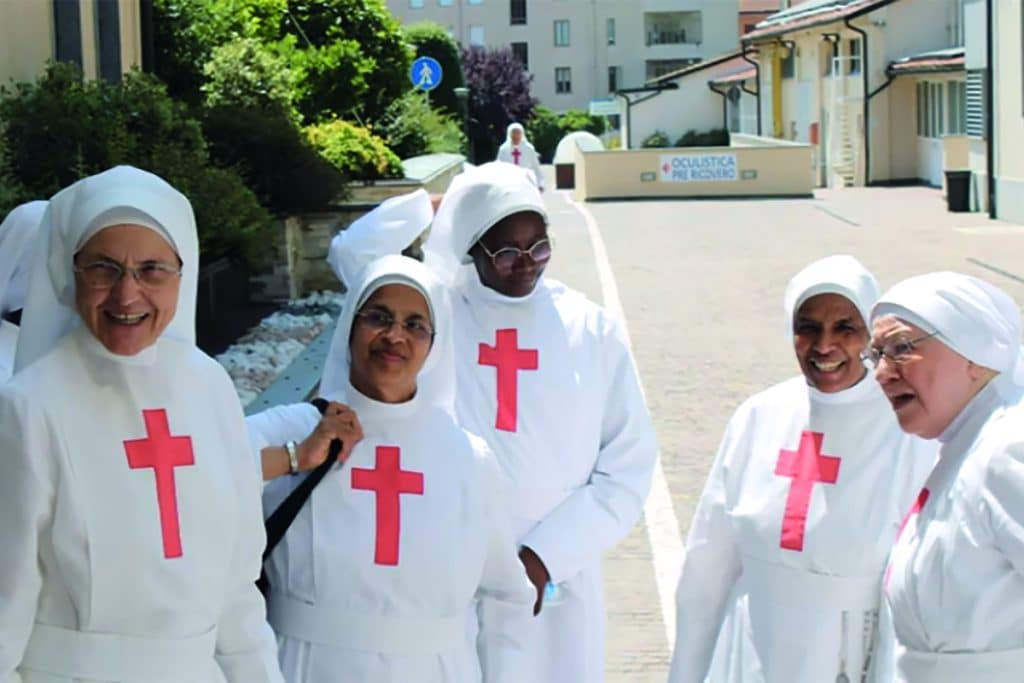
[668,256,935,683]
[496,124,544,190]
[0,167,281,682]
[874,272,1024,682]
[0,200,47,381]
[248,255,534,683]
[425,162,657,682]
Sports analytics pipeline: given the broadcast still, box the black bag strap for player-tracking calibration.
[261,398,343,562]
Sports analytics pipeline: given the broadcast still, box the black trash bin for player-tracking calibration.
[945,169,972,213]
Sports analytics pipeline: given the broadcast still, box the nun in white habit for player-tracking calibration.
[425,161,656,682]
[495,123,544,190]
[870,272,1024,682]
[668,255,935,683]
[0,166,282,682]
[0,200,47,381]
[247,193,533,683]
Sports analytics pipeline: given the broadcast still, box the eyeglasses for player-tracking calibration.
[861,331,939,367]
[478,238,552,271]
[355,309,434,342]
[74,259,182,290]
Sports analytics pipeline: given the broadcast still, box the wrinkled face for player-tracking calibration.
[793,293,868,393]
[348,284,433,402]
[470,211,549,298]
[510,128,523,145]
[74,224,181,356]
[870,316,979,439]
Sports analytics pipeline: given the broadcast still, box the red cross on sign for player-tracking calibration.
[123,409,196,559]
[351,446,424,566]
[479,328,538,432]
[774,431,841,552]
[511,147,522,165]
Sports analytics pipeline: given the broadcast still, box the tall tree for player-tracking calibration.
[461,46,537,162]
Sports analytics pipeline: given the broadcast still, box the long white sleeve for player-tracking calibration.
[523,144,544,189]
[473,438,535,683]
[0,386,53,683]
[667,415,744,683]
[521,316,656,583]
[980,434,1024,574]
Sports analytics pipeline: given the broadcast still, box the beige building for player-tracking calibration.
[385,0,739,111]
[0,0,143,85]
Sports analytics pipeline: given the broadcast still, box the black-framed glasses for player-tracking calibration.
[478,238,552,270]
[354,308,434,342]
[73,259,182,290]
[861,331,940,367]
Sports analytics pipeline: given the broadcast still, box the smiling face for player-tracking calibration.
[870,315,991,439]
[469,211,549,298]
[792,293,868,393]
[73,224,181,356]
[348,283,433,403]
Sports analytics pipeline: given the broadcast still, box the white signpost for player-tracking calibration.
[659,153,738,182]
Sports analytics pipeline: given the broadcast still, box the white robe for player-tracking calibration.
[450,273,657,683]
[496,143,544,189]
[0,326,281,683]
[668,373,935,683]
[248,389,534,683]
[882,382,1024,682]
[0,319,17,382]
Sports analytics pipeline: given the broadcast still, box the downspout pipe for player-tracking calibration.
[986,0,996,217]
[616,85,678,148]
[708,83,728,131]
[845,17,870,185]
[740,42,762,135]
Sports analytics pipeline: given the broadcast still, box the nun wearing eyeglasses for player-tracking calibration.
[424,162,656,682]
[868,272,1024,682]
[0,200,47,381]
[668,255,935,683]
[246,193,533,683]
[0,166,282,682]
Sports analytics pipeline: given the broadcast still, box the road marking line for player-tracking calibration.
[966,257,1024,286]
[565,192,684,649]
[814,204,860,227]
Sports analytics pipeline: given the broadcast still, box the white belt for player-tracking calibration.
[897,645,1024,682]
[740,554,881,611]
[20,622,217,682]
[267,592,464,655]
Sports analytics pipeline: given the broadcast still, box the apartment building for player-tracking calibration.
[385,0,739,111]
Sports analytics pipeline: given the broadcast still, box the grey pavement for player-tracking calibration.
[540,175,1024,682]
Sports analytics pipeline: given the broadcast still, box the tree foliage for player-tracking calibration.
[404,22,464,116]
[527,106,608,163]
[461,46,537,162]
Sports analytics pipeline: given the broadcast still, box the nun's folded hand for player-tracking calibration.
[297,402,363,471]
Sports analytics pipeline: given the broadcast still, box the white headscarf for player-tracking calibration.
[0,200,48,317]
[505,122,528,146]
[783,254,880,341]
[871,271,1024,398]
[319,254,454,413]
[326,189,433,289]
[14,166,198,372]
[423,161,548,287]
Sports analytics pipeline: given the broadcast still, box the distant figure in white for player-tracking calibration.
[0,200,47,381]
[496,123,544,191]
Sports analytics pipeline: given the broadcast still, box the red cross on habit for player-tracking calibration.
[123,409,196,559]
[774,431,841,552]
[351,446,424,566]
[511,147,522,165]
[479,328,538,432]
[885,487,930,590]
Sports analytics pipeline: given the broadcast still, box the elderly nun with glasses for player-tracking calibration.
[867,272,1024,682]
[425,162,657,683]
[668,255,935,683]
[0,166,283,682]
[246,189,534,683]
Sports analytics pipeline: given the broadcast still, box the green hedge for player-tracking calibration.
[381,91,465,159]
[675,128,730,147]
[305,120,404,180]
[527,106,607,163]
[404,22,464,116]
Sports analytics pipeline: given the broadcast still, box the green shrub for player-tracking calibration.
[640,130,671,148]
[675,128,730,147]
[381,91,465,159]
[305,120,403,180]
[404,22,465,116]
[527,106,608,162]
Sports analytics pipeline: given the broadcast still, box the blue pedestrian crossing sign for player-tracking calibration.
[411,56,443,92]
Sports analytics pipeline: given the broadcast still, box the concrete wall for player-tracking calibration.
[573,136,813,200]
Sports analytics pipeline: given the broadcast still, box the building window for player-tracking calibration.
[848,38,862,75]
[607,18,616,45]
[781,47,795,79]
[555,66,572,94]
[95,0,122,83]
[554,20,570,47]
[439,0,454,5]
[409,0,424,7]
[53,0,83,67]
[511,41,529,70]
[510,0,526,25]
[469,25,485,46]
[608,65,620,93]
[917,80,957,138]
[947,80,966,134]
[823,41,838,76]
[468,0,482,4]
